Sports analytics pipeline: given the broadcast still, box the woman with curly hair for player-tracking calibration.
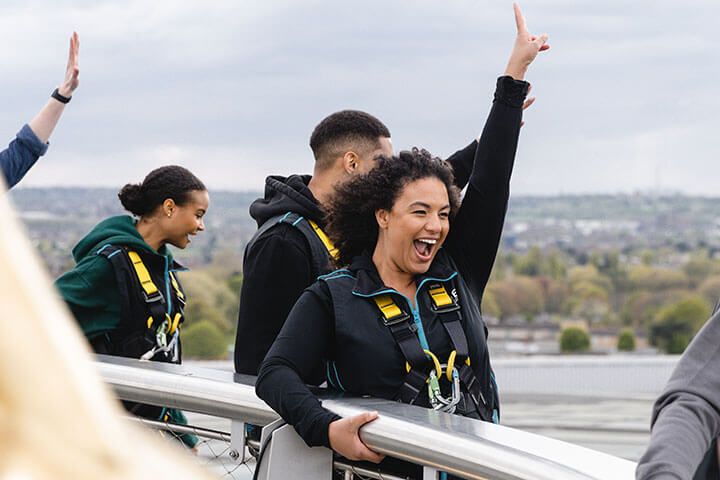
[257,147,519,471]
[257,5,546,471]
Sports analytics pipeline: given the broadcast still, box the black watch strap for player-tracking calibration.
[51,88,71,104]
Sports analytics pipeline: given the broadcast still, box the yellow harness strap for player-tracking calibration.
[127,251,159,297]
[168,271,185,301]
[308,220,340,261]
[127,251,184,334]
[428,284,454,309]
[373,295,404,321]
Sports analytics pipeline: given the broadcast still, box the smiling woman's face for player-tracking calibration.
[375,177,450,276]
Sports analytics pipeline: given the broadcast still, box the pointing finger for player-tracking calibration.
[513,3,527,34]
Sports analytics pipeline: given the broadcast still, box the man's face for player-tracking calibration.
[355,136,393,174]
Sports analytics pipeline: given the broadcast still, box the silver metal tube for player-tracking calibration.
[95,356,636,480]
[126,416,231,442]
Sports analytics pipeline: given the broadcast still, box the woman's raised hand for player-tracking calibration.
[328,412,385,464]
[58,32,80,98]
[505,3,549,80]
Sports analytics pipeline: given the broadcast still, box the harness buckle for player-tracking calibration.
[142,290,164,304]
[431,302,461,314]
[428,283,460,313]
[381,312,411,327]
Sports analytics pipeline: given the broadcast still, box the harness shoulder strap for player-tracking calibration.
[307,219,339,261]
[373,294,431,404]
[429,281,496,421]
[245,212,335,277]
[97,245,166,331]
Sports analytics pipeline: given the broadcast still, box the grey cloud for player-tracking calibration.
[0,0,716,194]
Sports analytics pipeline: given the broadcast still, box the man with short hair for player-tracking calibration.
[234,110,399,376]
[234,4,548,377]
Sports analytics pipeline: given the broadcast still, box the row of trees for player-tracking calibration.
[177,246,720,358]
[179,250,243,359]
[484,247,719,353]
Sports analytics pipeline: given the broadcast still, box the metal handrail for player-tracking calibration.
[96,355,637,480]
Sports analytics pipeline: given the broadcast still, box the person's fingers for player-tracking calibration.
[352,411,379,431]
[359,445,385,464]
[539,43,550,52]
[527,83,533,95]
[534,33,549,49]
[66,36,73,70]
[522,97,536,110]
[513,3,527,34]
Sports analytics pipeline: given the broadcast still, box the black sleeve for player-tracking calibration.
[444,140,478,190]
[234,227,315,375]
[256,284,341,448]
[445,76,529,301]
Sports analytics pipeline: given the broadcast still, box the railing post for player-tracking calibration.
[423,466,439,479]
[255,420,333,479]
[229,419,246,463]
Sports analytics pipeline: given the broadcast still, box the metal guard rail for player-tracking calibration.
[96,355,636,480]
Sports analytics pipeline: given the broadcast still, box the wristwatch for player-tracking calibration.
[51,88,71,104]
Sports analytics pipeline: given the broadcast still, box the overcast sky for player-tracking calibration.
[1,0,717,195]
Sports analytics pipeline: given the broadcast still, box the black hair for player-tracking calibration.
[309,110,391,170]
[118,165,206,217]
[326,148,461,266]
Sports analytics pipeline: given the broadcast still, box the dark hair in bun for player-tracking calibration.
[118,165,206,217]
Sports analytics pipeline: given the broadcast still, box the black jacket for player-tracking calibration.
[234,133,482,376]
[234,174,329,375]
[256,76,529,448]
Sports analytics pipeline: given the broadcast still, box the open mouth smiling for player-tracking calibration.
[413,238,437,261]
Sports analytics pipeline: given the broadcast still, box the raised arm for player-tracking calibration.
[28,32,80,142]
[445,3,547,299]
[1,33,80,189]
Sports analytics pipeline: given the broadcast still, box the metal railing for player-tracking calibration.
[96,355,637,480]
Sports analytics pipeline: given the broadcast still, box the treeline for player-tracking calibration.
[483,247,720,353]
[177,250,243,359]
[177,246,720,358]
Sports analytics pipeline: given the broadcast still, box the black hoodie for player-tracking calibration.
[235,75,529,376]
[234,174,329,375]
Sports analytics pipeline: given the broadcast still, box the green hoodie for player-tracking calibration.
[55,215,178,339]
[55,215,197,448]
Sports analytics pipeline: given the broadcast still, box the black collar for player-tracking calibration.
[348,249,456,297]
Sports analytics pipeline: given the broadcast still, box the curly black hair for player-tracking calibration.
[309,110,391,170]
[118,165,206,217]
[326,148,461,266]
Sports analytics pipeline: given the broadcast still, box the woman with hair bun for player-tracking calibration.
[55,165,209,449]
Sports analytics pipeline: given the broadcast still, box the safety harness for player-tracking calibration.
[373,282,495,420]
[97,245,186,362]
[244,212,338,281]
